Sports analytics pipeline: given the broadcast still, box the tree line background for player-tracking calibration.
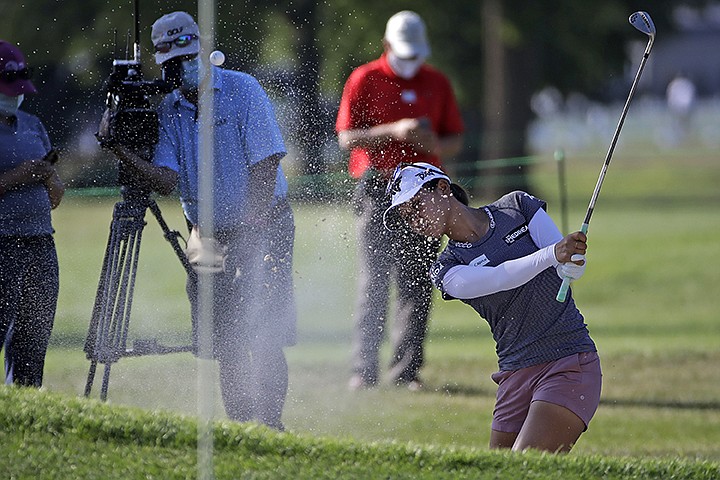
[0,0,706,196]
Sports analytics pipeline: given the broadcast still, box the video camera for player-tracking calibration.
[96,57,174,150]
[94,0,185,191]
[95,0,187,153]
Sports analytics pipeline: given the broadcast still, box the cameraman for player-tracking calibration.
[0,40,64,387]
[109,12,296,431]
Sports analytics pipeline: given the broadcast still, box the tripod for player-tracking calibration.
[83,175,193,401]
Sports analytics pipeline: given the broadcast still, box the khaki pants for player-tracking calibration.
[186,200,296,429]
[351,172,439,384]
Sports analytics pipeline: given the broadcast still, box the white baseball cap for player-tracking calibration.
[151,11,200,65]
[383,162,449,230]
[384,11,430,59]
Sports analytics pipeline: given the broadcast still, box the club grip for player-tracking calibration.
[556,277,571,302]
[555,223,589,303]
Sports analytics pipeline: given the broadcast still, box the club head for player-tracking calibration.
[629,11,656,38]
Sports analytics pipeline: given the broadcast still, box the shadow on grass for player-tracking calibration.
[425,383,720,412]
[426,383,495,398]
[601,397,720,411]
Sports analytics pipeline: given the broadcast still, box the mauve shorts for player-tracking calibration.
[490,351,602,433]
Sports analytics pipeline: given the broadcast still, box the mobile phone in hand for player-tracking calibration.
[43,149,59,165]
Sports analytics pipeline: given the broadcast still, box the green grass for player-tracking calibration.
[8,149,720,476]
[2,387,718,479]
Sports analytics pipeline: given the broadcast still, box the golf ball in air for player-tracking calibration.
[209,50,225,66]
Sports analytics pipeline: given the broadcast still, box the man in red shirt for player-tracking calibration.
[336,10,464,391]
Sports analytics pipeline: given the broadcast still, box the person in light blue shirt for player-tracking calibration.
[0,40,65,387]
[110,12,296,430]
[152,66,290,230]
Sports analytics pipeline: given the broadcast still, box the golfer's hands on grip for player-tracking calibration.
[554,231,587,281]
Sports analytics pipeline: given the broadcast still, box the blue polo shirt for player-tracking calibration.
[0,111,54,236]
[153,66,288,229]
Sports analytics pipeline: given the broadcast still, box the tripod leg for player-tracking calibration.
[147,200,193,274]
[84,220,123,396]
[84,360,97,397]
[84,222,120,360]
[83,198,148,400]
[100,362,112,402]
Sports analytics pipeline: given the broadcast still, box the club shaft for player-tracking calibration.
[583,43,651,226]
[556,36,653,303]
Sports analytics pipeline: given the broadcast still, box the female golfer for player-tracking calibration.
[384,162,601,453]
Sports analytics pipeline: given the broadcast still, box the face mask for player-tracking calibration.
[162,59,183,90]
[181,57,200,90]
[0,93,23,116]
[387,52,425,80]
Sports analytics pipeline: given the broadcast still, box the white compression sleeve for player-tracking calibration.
[441,244,560,299]
[441,209,565,299]
[529,208,564,248]
[527,206,579,280]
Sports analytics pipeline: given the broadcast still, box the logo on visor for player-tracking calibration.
[388,177,402,198]
[415,170,437,181]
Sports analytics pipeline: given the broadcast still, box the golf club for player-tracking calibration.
[556,11,656,302]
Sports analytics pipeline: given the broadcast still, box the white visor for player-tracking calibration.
[383,162,449,231]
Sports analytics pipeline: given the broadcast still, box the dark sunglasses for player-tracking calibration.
[0,66,33,83]
[154,34,198,54]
